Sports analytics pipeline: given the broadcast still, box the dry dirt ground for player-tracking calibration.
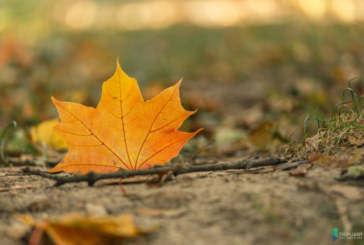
[1,161,363,245]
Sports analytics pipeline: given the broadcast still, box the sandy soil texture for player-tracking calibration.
[1,163,363,245]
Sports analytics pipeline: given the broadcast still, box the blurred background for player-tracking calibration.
[1,0,364,158]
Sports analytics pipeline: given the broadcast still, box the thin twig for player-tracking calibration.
[22,157,283,186]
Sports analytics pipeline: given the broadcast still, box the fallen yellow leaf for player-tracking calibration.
[30,119,67,151]
[49,61,201,174]
[18,213,154,245]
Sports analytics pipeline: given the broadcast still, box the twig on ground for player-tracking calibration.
[22,157,283,187]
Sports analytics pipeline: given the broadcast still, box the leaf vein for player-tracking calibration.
[150,114,187,133]
[118,70,133,169]
[57,102,130,170]
[138,134,189,168]
[56,128,92,136]
[134,85,179,169]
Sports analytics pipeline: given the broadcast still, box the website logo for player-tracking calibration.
[331,228,338,241]
[331,228,363,241]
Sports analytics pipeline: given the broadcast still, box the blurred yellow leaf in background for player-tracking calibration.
[18,213,152,245]
[30,119,67,151]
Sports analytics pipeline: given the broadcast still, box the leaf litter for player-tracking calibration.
[2,59,364,245]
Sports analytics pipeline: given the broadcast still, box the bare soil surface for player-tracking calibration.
[1,162,363,245]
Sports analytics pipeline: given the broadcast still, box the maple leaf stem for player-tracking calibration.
[118,71,132,169]
[22,157,284,186]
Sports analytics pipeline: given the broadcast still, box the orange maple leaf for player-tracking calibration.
[49,61,201,174]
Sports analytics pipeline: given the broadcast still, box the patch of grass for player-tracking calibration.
[283,80,364,160]
[304,79,364,153]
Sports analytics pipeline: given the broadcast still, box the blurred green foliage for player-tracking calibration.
[1,1,364,150]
